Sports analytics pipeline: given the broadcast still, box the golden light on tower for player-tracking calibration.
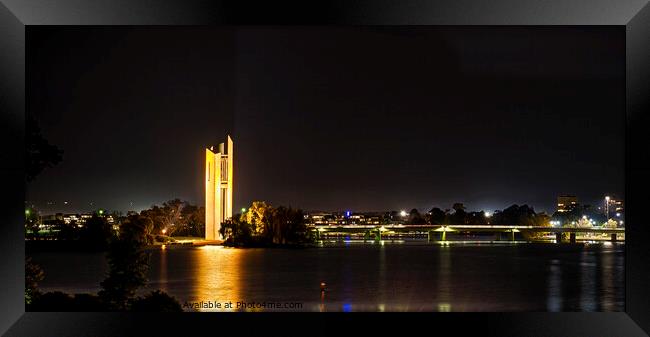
[205,135,234,240]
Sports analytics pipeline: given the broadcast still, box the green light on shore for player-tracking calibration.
[25,209,30,215]
[98,209,104,215]
[241,208,247,213]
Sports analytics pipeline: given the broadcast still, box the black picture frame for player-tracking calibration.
[1,1,649,336]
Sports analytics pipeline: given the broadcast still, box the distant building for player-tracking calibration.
[305,211,384,226]
[605,196,624,219]
[557,195,578,213]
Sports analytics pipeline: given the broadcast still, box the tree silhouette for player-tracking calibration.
[99,215,151,310]
[428,207,447,225]
[408,208,426,225]
[25,257,44,306]
[26,116,63,182]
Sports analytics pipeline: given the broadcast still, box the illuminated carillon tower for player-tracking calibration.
[205,135,233,240]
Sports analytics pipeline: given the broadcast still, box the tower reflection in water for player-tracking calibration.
[192,246,242,312]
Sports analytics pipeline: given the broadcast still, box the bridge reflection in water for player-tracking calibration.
[28,239,622,312]
[311,224,625,243]
[133,229,624,312]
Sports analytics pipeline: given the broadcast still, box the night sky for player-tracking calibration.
[27,26,625,214]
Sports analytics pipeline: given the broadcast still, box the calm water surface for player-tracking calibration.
[29,241,625,312]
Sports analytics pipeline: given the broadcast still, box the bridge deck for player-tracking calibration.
[310,224,624,234]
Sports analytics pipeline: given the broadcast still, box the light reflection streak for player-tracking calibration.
[546,259,562,311]
[159,246,168,293]
[579,251,597,311]
[437,246,452,312]
[192,246,242,312]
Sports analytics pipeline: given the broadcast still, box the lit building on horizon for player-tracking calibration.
[604,196,624,219]
[557,195,578,213]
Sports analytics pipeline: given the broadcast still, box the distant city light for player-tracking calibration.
[582,215,587,219]
[400,210,407,217]
[25,209,30,215]
[616,213,621,217]
[346,210,351,217]
[484,211,492,218]
[605,196,610,201]
[98,209,104,215]
[161,229,167,235]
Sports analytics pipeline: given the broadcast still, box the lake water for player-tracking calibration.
[28,241,625,312]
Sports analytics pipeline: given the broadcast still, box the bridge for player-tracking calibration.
[309,224,625,243]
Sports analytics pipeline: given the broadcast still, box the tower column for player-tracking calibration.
[205,135,234,241]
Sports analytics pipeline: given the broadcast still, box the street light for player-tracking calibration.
[400,210,407,217]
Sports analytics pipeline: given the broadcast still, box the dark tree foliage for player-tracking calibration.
[28,291,74,311]
[177,204,205,237]
[492,204,540,226]
[26,116,63,182]
[57,220,81,241]
[220,214,253,245]
[79,214,114,250]
[25,257,44,305]
[466,211,488,225]
[28,292,106,311]
[428,207,447,225]
[449,205,467,225]
[408,208,426,225]
[426,204,548,226]
[24,207,40,236]
[264,206,309,245]
[26,214,180,311]
[131,290,183,312]
[221,202,311,247]
[99,215,152,310]
[140,199,205,237]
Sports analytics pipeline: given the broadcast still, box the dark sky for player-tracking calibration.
[27,26,625,214]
